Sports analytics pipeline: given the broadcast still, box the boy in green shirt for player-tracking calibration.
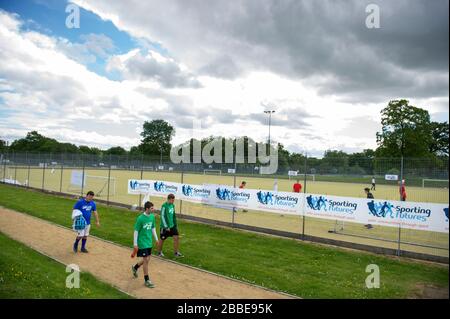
[131,201,159,288]
[156,193,184,258]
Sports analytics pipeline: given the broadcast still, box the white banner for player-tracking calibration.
[385,174,399,181]
[128,179,152,195]
[179,183,211,204]
[127,179,449,233]
[71,170,85,187]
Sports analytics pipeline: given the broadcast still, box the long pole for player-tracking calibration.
[180,171,184,215]
[60,163,64,193]
[41,159,46,190]
[397,156,404,256]
[302,153,308,240]
[268,112,272,145]
[107,163,111,206]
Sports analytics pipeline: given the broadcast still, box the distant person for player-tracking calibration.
[156,194,183,258]
[371,176,376,191]
[365,187,374,199]
[273,179,278,192]
[72,191,100,253]
[399,180,407,201]
[239,181,248,212]
[131,201,159,288]
[293,179,302,193]
[364,188,374,229]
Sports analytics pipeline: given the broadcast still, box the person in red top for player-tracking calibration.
[239,181,248,212]
[293,179,302,193]
[399,180,407,201]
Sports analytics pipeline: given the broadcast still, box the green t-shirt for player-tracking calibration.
[134,213,156,249]
[160,202,176,229]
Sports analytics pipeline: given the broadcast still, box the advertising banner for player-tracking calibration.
[127,180,448,233]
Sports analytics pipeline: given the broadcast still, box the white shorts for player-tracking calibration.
[76,224,91,237]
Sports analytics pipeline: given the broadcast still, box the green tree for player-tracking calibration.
[104,146,127,156]
[428,121,449,156]
[0,139,8,153]
[321,150,349,174]
[376,100,432,157]
[139,120,175,156]
[349,149,375,174]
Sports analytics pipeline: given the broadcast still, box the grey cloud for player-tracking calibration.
[336,116,381,139]
[117,51,202,88]
[199,55,243,79]
[79,0,449,102]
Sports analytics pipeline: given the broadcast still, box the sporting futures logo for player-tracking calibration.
[257,191,298,208]
[216,188,250,202]
[444,207,449,221]
[129,180,151,191]
[154,181,178,193]
[306,195,357,214]
[181,185,210,198]
[367,200,431,222]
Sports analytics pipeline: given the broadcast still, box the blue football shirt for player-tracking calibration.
[73,198,96,225]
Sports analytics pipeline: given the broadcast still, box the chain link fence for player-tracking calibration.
[1,151,448,262]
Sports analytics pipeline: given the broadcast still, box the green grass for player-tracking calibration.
[4,166,448,257]
[0,183,448,298]
[0,231,131,299]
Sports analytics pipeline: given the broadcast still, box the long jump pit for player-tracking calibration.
[0,207,295,299]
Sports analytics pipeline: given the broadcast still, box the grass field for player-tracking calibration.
[0,231,131,299]
[2,167,449,257]
[0,183,448,298]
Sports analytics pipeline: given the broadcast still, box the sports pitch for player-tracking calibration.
[3,166,450,257]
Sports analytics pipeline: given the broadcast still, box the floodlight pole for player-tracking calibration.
[264,110,275,146]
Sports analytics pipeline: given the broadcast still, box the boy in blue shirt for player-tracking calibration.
[73,191,100,253]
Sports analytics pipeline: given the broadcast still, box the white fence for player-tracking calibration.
[128,179,449,234]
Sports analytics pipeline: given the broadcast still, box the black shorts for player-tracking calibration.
[137,248,152,257]
[160,227,179,240]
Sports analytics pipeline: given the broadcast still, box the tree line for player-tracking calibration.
[1,100,448,174]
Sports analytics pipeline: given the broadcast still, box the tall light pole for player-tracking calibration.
[264,110,275,146]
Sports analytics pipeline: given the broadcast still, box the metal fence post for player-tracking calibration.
[14,163,17,185]
[139,163,144,209]
[81,155,85,197]
[2,152,6,181]
[27,156,30,188]
[180,171,184,215]
[302,153,307,240]
[60,163,64,193]
[41,157,46,190]
[232,174,236,226]
[397,156,404,256]
[107,163,111,206]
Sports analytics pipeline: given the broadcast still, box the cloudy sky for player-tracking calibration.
[0,0,448,157]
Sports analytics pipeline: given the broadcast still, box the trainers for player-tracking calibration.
[73,244,78,253]
[80,248,89,253]
[174,252,184,258]
[145,280,155,288]
[131,265,138,278]
[157,251,165,257]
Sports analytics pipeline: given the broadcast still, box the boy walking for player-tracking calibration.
[156,194,184,258]
[371,176,376,191]
[131,201,159,288]
[364,188,374,229]
[73,191,100,253]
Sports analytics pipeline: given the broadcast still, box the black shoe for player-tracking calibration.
[80,248,89,253]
